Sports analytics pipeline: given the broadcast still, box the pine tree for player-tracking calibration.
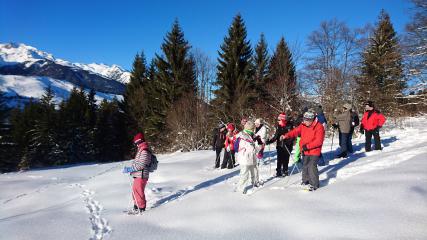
[0,91,15,172]
[59,87,91,163]
[253,33,270,100]
[152,19,197,150]
[121,52,148,133]
[27,86,64,166]
[95,99,128,161]
[155,19,196,103]
[213,14,254,121]
[267,37,298,113]
[358,10,405,115]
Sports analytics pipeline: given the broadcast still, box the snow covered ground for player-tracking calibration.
[1,117,426,240]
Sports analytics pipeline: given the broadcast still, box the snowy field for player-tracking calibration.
[1,117,427,240]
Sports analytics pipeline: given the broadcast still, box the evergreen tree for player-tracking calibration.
[155,19,196,103]
[121,52,148,133]
[253,33,270,100]
[0,91,16,172]
[267,37,298,113]
[213,14,254,121]
[27,86,64,166]
[95,99,128,161]
[11,100,44,169]
[152,19,197,150]
[59,87,91,163]
[358,10,405,115]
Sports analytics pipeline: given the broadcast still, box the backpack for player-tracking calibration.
[147,154,158,172]
[234,137,241,153]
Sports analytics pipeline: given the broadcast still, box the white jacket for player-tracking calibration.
[254,125,268,145]
[236,131,261,166]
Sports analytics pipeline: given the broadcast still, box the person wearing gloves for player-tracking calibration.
[252,118,268,186]
[222,123,237,169]
[236,120,262,194]
[281,111,325,191]
[123,132,152,213]
[266,113,294,177]
[332,103,352,158]
[360,101,386,152]
[212,123,227,168]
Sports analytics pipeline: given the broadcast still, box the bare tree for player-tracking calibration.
[304,19,365,118]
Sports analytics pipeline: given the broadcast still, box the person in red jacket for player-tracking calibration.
[281,110,325,191]
[360,101,386,152]
[123,132,152,214]
[222,123,237,169]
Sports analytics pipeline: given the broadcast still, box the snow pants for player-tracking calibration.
[276,145,292,175]
[237,165,256,193]
[339,133,350,155]
[302,155,320,188]
[215,147,223,168]
[365,129,381,151]
[132,177,148,209]
[222,150,235,168]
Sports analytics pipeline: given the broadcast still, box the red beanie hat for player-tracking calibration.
[278,113,287,121]
[278,113,287,127]
[227,123,235,131]
[133,132,145,144]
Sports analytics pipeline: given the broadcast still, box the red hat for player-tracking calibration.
[133,132,145,144]
[277,113,286,121]
[226,123,235,131]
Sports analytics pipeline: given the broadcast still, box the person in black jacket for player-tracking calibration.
[212,123,226,168]
[266,113,294,177]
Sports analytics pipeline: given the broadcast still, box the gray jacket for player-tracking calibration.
[334,110,352,134]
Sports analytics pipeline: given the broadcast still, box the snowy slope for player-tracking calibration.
[0,75,122,106]
[1,117,426,240]
[0,43,130,84]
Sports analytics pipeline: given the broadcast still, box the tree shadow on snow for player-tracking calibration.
[319,136,398,187]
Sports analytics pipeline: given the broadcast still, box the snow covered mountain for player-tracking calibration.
[0,43,130,104]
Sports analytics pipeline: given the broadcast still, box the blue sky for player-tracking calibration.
[1,0,412,70]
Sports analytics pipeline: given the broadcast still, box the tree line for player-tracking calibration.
[1,2,426,172]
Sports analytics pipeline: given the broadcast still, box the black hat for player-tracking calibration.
[365,101,374,107]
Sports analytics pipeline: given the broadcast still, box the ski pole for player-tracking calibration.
[284,144,300,173]
[330,129,335,161]
[129,175,141,211]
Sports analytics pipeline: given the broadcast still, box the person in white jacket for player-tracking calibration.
[236,120,261,194]
[253,118,268,186]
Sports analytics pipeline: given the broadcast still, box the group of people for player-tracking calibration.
[121,100,387,213]
[212,100,387,193]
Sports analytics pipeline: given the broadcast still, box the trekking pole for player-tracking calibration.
[330,129,335,161]
[283,144,301,186]
[128,175,141,211]
[284,144,300,174]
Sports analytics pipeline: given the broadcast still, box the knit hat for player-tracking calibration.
[218,123,226,129]
[133,132,145,144]
[303,111,315,121]
[343,103,352,110]
[244,120,255,131]
[277,113,287,121]
[365,101,374,108]
[254,118,263,125]
[226,123,235,131]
